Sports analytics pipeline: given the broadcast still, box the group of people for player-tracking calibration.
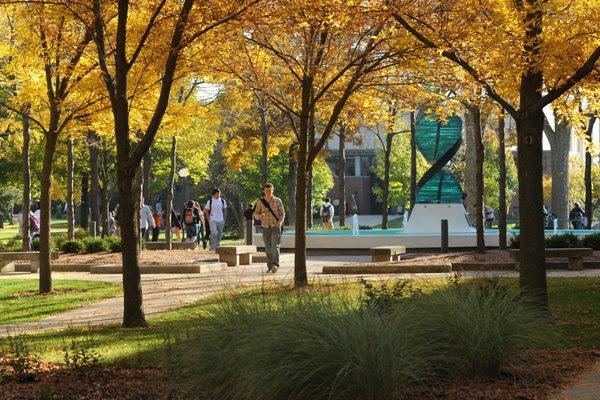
[110,188,229,251]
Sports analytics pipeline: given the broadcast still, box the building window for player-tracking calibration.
[360,156,373,177]
[327,158,338,176]
[345,157,356,176]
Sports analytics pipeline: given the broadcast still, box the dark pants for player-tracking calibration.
[141,228,147,240]
[152,227,160,242]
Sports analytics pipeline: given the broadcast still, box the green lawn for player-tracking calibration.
[3,277,598,368]
[0,219,68,241]
[372,216,404,229]
[0,279,121,325]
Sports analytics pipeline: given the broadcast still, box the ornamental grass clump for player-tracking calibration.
[175,291,435,400]
[409,279,558,377]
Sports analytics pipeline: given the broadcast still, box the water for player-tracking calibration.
[282,229,600,237]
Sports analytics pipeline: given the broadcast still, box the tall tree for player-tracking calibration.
[389,0,600,307]
[337,125,346,227]
[84,0,258,326]
[497,110,508,249]
[585,116,598,229]
[543,113,571,228]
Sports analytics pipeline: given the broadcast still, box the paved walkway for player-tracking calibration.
[2,256,600,337]
[552,362,600,400]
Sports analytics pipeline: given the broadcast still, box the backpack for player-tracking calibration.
[208,198,226,218]
[183,208,195,225]
[322,204,332,219]
[29,214,40,231]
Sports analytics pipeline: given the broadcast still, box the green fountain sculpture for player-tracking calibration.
[404,114,473,233]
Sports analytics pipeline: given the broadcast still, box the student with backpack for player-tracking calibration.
[183,201,200,243]
[569,203,585,230]
[320,197,334,230]
[204,188,227,251]
[253,183,285,273]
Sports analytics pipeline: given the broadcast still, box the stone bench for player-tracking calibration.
[510,248,593,271]
[0,251,60,273]
[370,246,406,262]
[215,245,257,267]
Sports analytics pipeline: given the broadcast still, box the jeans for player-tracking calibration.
[209,220,225,250]
[262,226,281,269]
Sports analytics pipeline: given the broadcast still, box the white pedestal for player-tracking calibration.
[404,204,474,233]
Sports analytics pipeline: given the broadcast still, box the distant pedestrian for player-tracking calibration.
[204,188,227,251]
[320,197,334,230]
[193,201,206,248]
[183,201,200,244]
[140,198,155,241]
[483,205,494,229]
[155,195,163,214]
[151,210,162,242]
[569,203,585,230]
[171,209,182,242]
[253,183,285,273]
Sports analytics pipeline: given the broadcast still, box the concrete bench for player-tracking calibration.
[215,245,257,267]
[510,248,593,271]
[370,246,406,263]
[0,252,60,273]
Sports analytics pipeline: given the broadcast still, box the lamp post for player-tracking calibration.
[178,168,189,239]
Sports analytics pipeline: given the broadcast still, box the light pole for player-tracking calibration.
[178,168,189,239]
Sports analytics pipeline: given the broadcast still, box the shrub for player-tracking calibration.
[61,239,85,254]
[31,237,40,251]
[74,228,89,240]
[581,233,600,250]
[359,278,421,315]
[2,235,23,252]
[104,236,122,253]
[82,237,109,253]
[4,335,41,382]
[359,225,372,230]
[175,293,435,400]
[62,336,101,376]
[545,233,579,248]
[409,279,558,377]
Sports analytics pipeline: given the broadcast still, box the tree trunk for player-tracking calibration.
[410,112,417,211]
[338,127,346,227]
[294,79,311,287]
[21,115,31,251]
[80,173,89,229]
[67,137,75,240]
[381,132,394,229]
[166,136,176,249]
[288,144,297,226]
[260,106,268,186]
[466,103,486,253]
[39,129,59,294]
[585,117,597,229]
[546,116,571,229]
[142,146,152,203]
[100,147,110,237]
[498,111,507,249]
[306,166,313,228]
[464,106,478,217]
[89,133,101,236]
[294,147,308,287]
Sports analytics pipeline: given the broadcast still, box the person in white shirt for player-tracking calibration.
[204,188,227,251]
[140,197,155,241]
[351,207,359,235]
[319,197,334,230]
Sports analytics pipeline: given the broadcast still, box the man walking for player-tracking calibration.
[140,197,155,242]
[253,183,285,273]
[204,188,227,251]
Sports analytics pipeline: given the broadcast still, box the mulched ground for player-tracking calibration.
[397,250,600,265]
[57,250,221,265]
[1,349,598,399]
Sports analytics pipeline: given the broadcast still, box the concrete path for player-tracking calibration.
[1,257,600,338]
[552,362,600,400]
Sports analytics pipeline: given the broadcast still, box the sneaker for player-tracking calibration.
[265,268,272,273]
[271,265,279,273]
